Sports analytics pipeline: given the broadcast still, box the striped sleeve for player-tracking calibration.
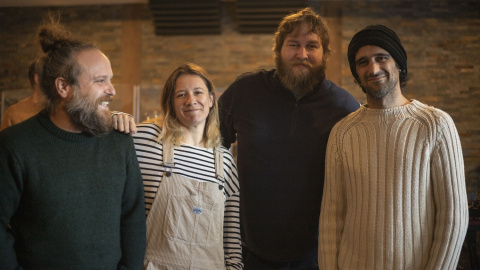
[132,123,164,216]
[221,148,243,269]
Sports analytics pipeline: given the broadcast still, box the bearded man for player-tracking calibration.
[318,25,468,270]
[218,7,359,270]
[0,21,146,269]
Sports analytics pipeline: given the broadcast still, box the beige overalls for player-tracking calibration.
[144,143,226,270]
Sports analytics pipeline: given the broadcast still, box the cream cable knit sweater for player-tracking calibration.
[318,100,468,270]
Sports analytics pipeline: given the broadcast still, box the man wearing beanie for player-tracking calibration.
[318,25,468,269]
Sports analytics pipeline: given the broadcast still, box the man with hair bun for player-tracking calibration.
[318,25,468,269]
[0,20,146,269]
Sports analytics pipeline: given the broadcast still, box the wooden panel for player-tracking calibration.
[149,0,221,35]
[118,4,142,115]
[236,0,307,33]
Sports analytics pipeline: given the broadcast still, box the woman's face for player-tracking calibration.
[173,74,213,130]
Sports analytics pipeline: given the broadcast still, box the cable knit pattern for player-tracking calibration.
[318,100,468,270]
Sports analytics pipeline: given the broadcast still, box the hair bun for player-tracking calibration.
[38,24,70,53]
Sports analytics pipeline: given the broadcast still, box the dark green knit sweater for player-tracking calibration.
[0,112,146,270]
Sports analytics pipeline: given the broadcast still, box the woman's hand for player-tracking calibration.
[112,112,137,134]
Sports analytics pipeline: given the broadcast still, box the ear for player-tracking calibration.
[55,77,71,99]
[209,93,214,108]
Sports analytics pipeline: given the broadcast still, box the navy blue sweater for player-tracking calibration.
[219,70,360,262]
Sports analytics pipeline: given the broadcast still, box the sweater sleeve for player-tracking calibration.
[0,138,24,270]
[222,150,243,269]
[118,136,147,270]
[425,112,468,270]
[318,125,346,270]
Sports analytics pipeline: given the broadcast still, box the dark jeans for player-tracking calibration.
[243,246,318,270]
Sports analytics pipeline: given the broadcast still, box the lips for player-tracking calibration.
[366,74,386,84]
[294,64,309,69]
[368,77,384,82]
[184,108,200,113]
[292,60,313,68]
[98,97,113,108]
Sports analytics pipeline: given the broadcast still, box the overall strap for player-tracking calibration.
[162,142,175,176]
[214,147,225,187]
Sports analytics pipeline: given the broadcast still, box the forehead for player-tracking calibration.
[76,49,112,77]
[175,74,207,90]
[355,45,390,60]
[285,23,321,42]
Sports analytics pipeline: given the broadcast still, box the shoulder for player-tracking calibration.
[219,69,276,111]
[322,80,360,108]
[0,106,14,129]
[218,145,235,160]
[330,108,362,136]
[233,69,273,83]
[216,146,237,174]
[409,100,455,127]
[222,69,274,94]
[5,97,35,116]
[0,115,43,153]
[133,122,161,141]
[1,102,22,124]
[109,129,135,142]
[3,103,18,117]
[0,114,40,139]
[311,79,361,114]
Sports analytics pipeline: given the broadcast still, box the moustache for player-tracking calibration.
[97,96,113,104]
[366,71,387,79]
[292,60,313,69]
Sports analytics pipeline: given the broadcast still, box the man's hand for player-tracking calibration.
[112,113,137,134]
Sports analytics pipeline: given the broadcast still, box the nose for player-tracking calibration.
[186,93,196,105]
[368,61,381,76]
[106,82,116,96]
[296,47,308,60]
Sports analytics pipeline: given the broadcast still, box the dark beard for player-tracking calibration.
[276,57,326,97]
[66,89,113,136]
[360,71,399,100]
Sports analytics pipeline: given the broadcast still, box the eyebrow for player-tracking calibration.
[93,75,112,80]
[355,53,391,65]
[175,86,205,92]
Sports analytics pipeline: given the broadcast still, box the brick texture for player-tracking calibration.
[0,1,478,194]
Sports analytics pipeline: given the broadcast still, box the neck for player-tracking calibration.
[181,125,206,148]
[366,96,410,109]
[31,88,45,104]
[49,105,82,133]
[366,86,410,109]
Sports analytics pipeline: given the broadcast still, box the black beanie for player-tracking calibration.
[347,25,407,82]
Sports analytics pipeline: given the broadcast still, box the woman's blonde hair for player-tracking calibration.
[156,63,221,148]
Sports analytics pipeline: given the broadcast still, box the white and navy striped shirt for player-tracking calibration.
[133,123,243,269]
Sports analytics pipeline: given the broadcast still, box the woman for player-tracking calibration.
[133,63,243,269]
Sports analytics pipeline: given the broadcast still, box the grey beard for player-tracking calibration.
[66,90,113,136]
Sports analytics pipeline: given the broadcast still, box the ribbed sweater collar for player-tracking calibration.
[37,112,95,142]
[357,99,424,121]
